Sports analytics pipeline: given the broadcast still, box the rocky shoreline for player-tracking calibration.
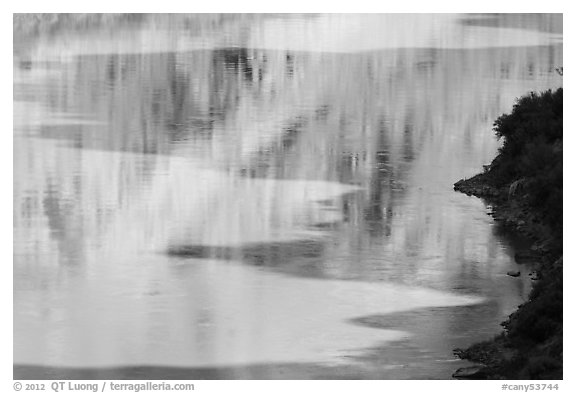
[450,88,562,380]
[454,172,558,259]
[451,160,562,380]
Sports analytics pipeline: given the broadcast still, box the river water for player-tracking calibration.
[13,14,563,379]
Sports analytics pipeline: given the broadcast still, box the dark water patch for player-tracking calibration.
[315,199,336,207]
[311,221,340,230]
[13,362,339,380]
[12,360,450,380]
[213,48,254,82]
[168,239,325,267]
[350,301,500,341]
[458,14,562,35]
[347,301,505,373]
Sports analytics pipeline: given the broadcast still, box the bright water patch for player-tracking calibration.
[14,256,483,367]
[248,14,562,53]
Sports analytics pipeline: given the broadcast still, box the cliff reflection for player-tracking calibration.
[14,17,562,295]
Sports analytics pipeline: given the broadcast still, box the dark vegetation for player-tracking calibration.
[453,88,562,379]
[491,89,562,238]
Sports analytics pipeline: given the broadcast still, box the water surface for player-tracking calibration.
[13,13,563,379]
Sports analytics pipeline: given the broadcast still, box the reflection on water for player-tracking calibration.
[14,14,562,379]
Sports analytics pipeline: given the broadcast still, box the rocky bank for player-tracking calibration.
[451,89,563,380]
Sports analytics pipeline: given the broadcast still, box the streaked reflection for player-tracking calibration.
[14,14,562,378]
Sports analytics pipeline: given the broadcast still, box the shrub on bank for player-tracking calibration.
[493,89,562,163]
[490,88,563,239]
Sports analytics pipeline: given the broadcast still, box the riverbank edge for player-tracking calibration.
[451,171,562,380]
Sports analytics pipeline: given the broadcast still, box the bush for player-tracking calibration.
[489,88,563,235]
[494,89,562,161]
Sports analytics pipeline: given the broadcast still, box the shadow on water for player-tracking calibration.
[349,301,503,350]
[458,14,562,34]
[167,240,327,279]
[14,355,476,380]
[13,360,460,380]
